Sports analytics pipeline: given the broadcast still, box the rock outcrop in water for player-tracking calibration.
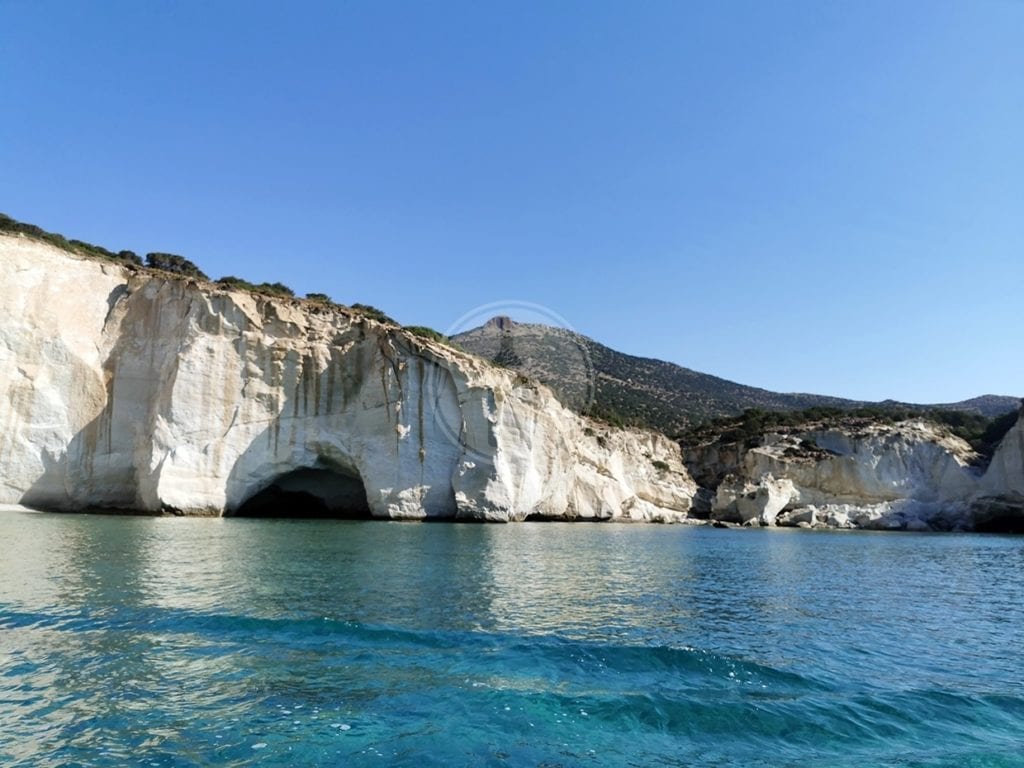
[685,414,1024,531]
[974,413,1024,532]
[0,234,694,521]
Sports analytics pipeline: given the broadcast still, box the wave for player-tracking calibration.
[4,605,1023,767]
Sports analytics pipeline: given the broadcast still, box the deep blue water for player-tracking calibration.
[1,512,1023,767]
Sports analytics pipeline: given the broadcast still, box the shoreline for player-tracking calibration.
[3,502,1019,533]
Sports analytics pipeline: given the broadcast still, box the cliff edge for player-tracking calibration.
[0,233,695,521]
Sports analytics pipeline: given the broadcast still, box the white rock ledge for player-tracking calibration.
[703,419,1024,532]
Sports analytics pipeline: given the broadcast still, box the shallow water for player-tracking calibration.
[1,512,1022,766]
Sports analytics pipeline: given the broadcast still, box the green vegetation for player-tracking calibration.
[68,239,142,265]
[585,403,627,429]
[651,459,670,472]
[1,212,142,266]
[494,333,523,369]
[977,407,1021,455]
[2,212,463,339]
[145,252,208,280]
[117,249,142,265]
[217,276,295,298]
[254,281,294,298]
[453,323,1021,437]
[405,325,447,343]
[215,275,256,290]
[1,212,73,250]
[351,303,396,324]
[681,403,1022,462]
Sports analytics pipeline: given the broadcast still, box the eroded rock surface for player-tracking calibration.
[2,233,1021,531]
[692,417,1024,531]
[0,234,695,521]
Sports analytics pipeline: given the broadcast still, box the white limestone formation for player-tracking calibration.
[708,418,1024,531]
[2,232,1020,530]
[0,233,695,521]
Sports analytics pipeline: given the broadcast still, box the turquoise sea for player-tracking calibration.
[1,511,1022,767]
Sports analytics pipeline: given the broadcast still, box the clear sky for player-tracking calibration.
[2,0,1021,403]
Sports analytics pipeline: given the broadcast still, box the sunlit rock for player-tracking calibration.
[697,416,1022,531]
[0,234,696,522]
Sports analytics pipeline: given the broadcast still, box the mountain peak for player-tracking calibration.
[484,315,517,331]
[452,320,1020,433]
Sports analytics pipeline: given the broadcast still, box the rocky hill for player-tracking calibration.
[452,318,1019,434]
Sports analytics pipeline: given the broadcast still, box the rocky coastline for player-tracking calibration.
[1,232,1021,531]
[0,233,692,523]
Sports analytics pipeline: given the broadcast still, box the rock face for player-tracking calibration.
[690,416,1024,531]
[2,233,1021,530]
[0,234,695,521]
[974,413,1024,531]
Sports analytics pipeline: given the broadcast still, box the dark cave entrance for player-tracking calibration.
[975,514,1024,534]
[231,468,372,519]
[973,497,1024,535]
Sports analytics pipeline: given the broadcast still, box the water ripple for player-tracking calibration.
[2,513,1023,766]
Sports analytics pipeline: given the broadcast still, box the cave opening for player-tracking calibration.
[975,514,1024,534]
[231,468,372,519]
[972,497,1024,534]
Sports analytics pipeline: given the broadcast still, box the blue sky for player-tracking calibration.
[2,0,1021,403]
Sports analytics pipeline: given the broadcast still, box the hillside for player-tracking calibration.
[452,317,1020,434]
[4,209,1016,436]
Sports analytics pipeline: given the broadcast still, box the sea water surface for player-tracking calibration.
[1,511,1022,767]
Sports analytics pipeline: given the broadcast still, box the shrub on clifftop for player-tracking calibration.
[117,249,142,266]
[0,213,142,266]
[216,275,255,290]
[254,281,294,298]
[146,252,208,280]
[351,303,396,324]
[217,276,295,298]
[405,326,447,343]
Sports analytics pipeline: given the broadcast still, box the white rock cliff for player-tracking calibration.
[0,234,695,521]
[2,233,1020,529]
[703,417,1023,531]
